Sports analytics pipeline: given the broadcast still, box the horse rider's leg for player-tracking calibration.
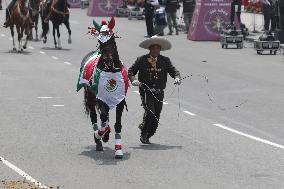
[147,91,164,139]
[57,26,61,49]
[63,19,72,44]
[114,99,125,159]
[95,99,111,141]
[53,25,57,48]
[10,25,16,51]
[139,91,155,144]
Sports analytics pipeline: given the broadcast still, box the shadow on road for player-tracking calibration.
[41,47,71,51]
[129,143,183,151]
[80,145,131,165]
[2,50,31,55]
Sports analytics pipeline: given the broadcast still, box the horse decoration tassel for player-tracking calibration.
[77,17,129,159]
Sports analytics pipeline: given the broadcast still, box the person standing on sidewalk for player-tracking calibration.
[165,0,180,35]
[261,0,277,32]
[182,0,195,33]
[230,0,242,26]
[143,0,155,37]
[0,0,2,10]
[128,36,181,144]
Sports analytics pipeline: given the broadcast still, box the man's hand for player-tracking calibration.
[174,78,181,85]
[131,80,141,86]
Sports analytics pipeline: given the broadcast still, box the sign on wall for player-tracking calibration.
[68,0,81,8]
[87,0,123,17]
[188,0,231,41]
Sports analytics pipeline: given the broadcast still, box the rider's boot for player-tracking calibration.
[3,10,10,28]
[114,133,123,159]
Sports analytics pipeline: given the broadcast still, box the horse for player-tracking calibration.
[29,0,40,40]
[77,18,129,159]
[41,0,71,49]
[9,0,32,52]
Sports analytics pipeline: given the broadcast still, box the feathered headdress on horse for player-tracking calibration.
[88,16,116,43]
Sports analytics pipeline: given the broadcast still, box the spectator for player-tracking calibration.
[165,0,180,35]
[230,0,242,26]
[261,0,277,31]
[182,0,195,33]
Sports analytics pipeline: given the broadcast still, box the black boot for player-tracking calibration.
[140,135,151,144]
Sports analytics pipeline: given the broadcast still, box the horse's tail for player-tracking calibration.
[84,88,90,115]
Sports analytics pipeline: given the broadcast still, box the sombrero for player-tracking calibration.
[139,36,171,51]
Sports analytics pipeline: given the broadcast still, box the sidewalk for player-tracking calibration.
[241,12,264,42]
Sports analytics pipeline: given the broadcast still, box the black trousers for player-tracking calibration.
[230,1,241,25]
[140,89,164,138]
[145,11,154,36]
[263,6,277,31]
[96,98,125,133]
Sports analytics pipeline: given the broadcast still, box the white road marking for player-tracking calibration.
[183,110,196,116]
[133,91,140,95]
[52,105,64,107]
[37,97,53,99]
[39,51,46,54]
[0,156,50,189]
[213,123,284,150]
[63,61,72,65]
[51,56,58,60]
[28,46,34,50]
[0,34,5,37]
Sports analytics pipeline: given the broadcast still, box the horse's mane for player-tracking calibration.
[98,35,122,70]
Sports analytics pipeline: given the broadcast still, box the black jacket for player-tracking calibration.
[182,0,195,13]
[128,54,181,90]
[165,0,180,13]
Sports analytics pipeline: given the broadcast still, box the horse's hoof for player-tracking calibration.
[58,46,62,50]
[68,39,72,44]
[96,144,103,151]
[23,45,27,49]
[115,150,123,159]
[43,40,47,44]
[13,48,17,51]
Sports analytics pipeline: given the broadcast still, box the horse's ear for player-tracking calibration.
[93,20,101,32]
[108,16,115,31]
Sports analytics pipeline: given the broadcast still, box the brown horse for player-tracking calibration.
[9,0,32,52]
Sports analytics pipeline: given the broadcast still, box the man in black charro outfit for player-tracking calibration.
[128,36,181,144]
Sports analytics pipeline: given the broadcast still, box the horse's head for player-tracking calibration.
[90,17,119,65]
[20,0,30,10]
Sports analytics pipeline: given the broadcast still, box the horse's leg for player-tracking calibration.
[84,88,103,151]
[57,26,61,49]
[10,25,16,51]
[95,99,111,141]
[64,19,72,44]
[16,26,22,52]
[23,26,29,49]
[53,24,57,48]
[114,100,125,159]
[35,15,39,40]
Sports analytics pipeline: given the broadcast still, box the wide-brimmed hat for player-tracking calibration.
[139,36,171,51]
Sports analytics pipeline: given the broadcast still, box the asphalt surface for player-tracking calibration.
[1,6,284,189]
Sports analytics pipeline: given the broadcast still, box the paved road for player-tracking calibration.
[1,7,284,189]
